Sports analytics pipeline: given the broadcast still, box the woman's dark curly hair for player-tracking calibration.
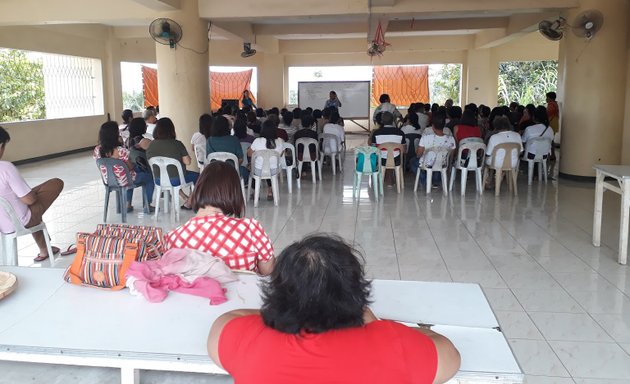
[260,234,371,334]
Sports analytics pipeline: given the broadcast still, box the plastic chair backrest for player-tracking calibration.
[354,146,380,173]
[295,138,320,162]
[148,156,187,187]
[251,150,281,178]
[459,137,483,147]
[526,137,552,160]
[240,142,252,167]
[457,142,486,170]
[96,158,132,188]
[377,142,405,169]
[206,152,240,177]
[422,147,451,171]
[489,142,521,170]
[283,142,296,168]
[321,133,341,154]
[0,197,28,234]
[194,144,206,168]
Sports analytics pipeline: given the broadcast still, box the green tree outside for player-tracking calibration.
[429,64,461,105]
[498,61,557,106]
[123,90,145,112]
[0,49,46,122]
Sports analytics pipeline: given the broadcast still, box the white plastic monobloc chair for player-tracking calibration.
[414,147,451,195]
[353,146,383,201]
[320,133,344,175]
[0,197,55,266]
[194,144,206,171]
[240,142,252,168]
[523,137,552,185]
[483,142,521,197]
[148,157,195,220]
[247,149,281,208]
[206,152,247,205]
[283,143,296,194]
[449,141,486,196]
[378,143,405,194]
[295,137,322,188]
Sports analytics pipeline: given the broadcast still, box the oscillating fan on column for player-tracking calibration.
[149,18,183,49]
[241,43,257,58]
[538,17,566,41]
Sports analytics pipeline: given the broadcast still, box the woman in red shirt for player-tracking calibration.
[453,110,482,143]
[165,161,275,275]
[208,234,461,384]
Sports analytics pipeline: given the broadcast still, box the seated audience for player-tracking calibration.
[166,161,275,275]
[373,93,402,122]
[294,115,319,161]
[417,105,430,129]
[255,107,266,123]
[485,116,523,176]
[234,118,255,144]
[246,111,262,135]
[143,107,158,138]
[291,108,303,131]
[146,118,199,210]
[453,110,481,143]
[369,112,406,170]
[517,104,536,134]
[248,120,285,201]
[401,112,422,135]
[94,121,154,213]
[207,116,247,181]
[191,114,213,163]
[410,113,456,183]
[126,118,155,207]
[445,106,462,130]
[208,233,460,384]
[119,109,134,143]
[279,111,297,143]
[266,114,288,142]
[0,126,64,262]
[521,106,555,159]
[323,110,345,146]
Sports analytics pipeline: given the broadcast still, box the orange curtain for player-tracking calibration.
[371,66,429,107]
[141,66,256,111]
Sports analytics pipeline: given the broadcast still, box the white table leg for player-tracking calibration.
[619,180,630,265]
[593,170,604,247]
[121,367,139,384]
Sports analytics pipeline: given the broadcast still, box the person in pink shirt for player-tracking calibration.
[0,126,64,262]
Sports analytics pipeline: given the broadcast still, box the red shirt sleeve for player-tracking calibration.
[389,322,438,383]
[218,314,262,372]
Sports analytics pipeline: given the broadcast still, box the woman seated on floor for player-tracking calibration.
[165,161,275,275]
[0,126,64,262]
[146,117,199,210]
[94,121,154,213]
[208,233,460,383]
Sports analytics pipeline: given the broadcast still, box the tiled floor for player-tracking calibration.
[3,136,630,383]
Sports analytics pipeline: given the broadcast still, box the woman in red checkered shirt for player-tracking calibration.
[165,161,275,275]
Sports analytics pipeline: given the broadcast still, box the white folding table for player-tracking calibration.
[592,165,630,264]
[0,267,523,383]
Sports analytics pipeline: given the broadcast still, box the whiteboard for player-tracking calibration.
[298,81,370,119]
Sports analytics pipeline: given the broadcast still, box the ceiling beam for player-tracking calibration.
[211,22,279,53]
[131,0,181,11]
[387,17,508,32]
[474,12,555,48]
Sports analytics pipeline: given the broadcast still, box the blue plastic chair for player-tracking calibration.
[96,158,147,223]
[353,146,383,201]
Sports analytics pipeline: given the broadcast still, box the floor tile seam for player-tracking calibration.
[422,215,453,282]
[525,216,630,301]
[523,310,618,344]
[387,212,403,280]
[494,217,601,310]
[508,334,575,378]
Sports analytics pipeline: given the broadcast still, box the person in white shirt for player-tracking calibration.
[191,114,213,167]
[417,110,429,130]
[143,107,158,139]
[521,106,554,158]
[119,109,134,143]
[401,113,422,136]
[247,120,285,201]
[486,116,523,169]
[373,94,402,123]
[410,112,456,182]
[323,110,345,146]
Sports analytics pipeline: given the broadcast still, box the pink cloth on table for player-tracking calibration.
[128,270,227,304]
[125,248,237,304]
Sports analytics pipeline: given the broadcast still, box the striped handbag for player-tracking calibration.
[63,233,139,290]
[94,224,164,262]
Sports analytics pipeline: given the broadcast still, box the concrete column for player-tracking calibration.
[104,27,123,122]
[464,48,497,106]
[156,0,210,148]
[622,44,630,164]
[558,0,629,177]
[257,53,285,108]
